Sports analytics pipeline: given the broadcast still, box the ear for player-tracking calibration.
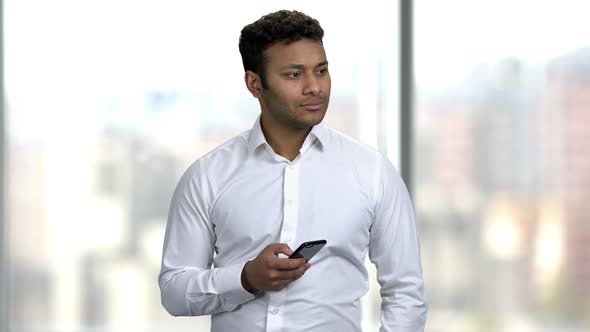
[244,71,263,98]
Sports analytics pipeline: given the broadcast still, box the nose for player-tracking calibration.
[302,74,321,95]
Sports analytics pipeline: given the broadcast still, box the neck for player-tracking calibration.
[260,113,311,161]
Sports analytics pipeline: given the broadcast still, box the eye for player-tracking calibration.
[317,67,329,75]
[285,72,302,78]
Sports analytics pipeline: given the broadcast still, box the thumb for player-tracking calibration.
[268,243,293,256]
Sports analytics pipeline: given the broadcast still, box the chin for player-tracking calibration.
[304,109,328,125]
[277,108,327,129]
[299,114,325,128]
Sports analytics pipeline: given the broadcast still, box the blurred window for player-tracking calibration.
[415,1,590,331]
[4,1,399,331]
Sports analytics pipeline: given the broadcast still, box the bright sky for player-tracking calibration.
[415,0,590,89]
[4,0,396,142]
[5,0,590,138]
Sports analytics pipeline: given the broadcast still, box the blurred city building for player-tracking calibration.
[4,1,590,332]
[416,48,590,330]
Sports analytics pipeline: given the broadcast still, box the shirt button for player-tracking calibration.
[288,164,295,170]
[287,200,294,206]
[269,308,280,314]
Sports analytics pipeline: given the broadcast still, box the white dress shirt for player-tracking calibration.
[159,118,427,332]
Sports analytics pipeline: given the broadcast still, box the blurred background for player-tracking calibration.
[1,0,589,331]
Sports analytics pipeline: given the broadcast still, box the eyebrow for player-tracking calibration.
[280,60,329,70]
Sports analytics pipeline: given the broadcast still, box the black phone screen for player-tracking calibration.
[288,240,327,262]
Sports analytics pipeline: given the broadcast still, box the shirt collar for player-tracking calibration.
[247,116,268,153]
[309,121,329,148]
[247,116,329,154]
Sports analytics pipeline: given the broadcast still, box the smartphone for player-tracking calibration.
[288,240,327,262]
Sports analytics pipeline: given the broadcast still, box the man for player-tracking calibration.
[159,10,427,332]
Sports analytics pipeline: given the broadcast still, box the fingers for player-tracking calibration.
[266,243,293,256]
[278,264,308,280]
[263,243,305,270]
[269,263,310,281]
[275,257,306,270]
[246,243,312,292]
[269,266,305,291]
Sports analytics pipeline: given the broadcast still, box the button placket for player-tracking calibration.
[265,163,301,331]
[281,163,299,248]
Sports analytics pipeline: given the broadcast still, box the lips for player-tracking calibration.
[301,100,324,111]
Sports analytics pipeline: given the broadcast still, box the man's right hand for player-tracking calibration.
[241,243,311,293]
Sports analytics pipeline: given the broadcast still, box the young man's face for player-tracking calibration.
[259,38,331,130]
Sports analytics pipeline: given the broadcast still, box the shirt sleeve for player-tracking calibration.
[158,161,256,316]
[369,155,428,332]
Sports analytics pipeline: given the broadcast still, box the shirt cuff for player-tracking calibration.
[216,261,257,308]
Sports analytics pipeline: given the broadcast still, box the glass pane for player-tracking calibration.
[4,1,398,331]
[415,1,590,331]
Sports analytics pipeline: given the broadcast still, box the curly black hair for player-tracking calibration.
[239,10,324,88]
